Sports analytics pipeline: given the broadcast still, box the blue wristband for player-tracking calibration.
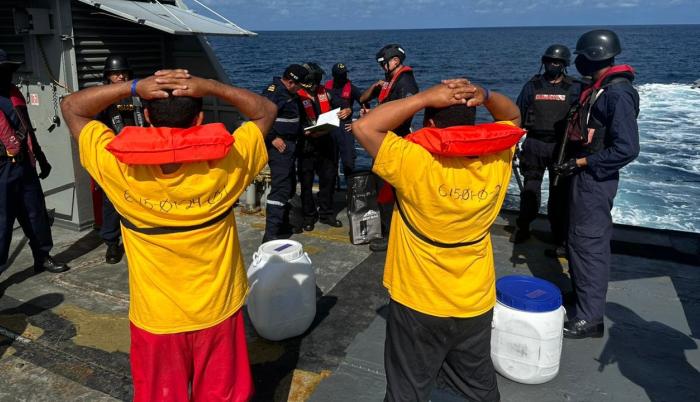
[483,87,490,102]
[130,79,139,97]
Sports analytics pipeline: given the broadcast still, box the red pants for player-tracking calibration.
[130,311,253,402]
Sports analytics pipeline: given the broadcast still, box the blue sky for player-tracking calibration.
[190,0,700,31]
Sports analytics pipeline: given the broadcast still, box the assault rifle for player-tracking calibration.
[512,143,524,193]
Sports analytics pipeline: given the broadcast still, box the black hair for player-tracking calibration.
[144,94,203,128]
[424,105,476,128]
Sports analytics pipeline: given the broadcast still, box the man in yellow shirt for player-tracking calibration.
[61,70,276,402]
[353,79,520,402]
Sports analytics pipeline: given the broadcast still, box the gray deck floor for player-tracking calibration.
[0,202,698,401]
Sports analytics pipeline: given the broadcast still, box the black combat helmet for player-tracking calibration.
[376,44,406,65]
[302,62,325,88]
[103,55,132,77]
[574,30,621,61]
[542,44,571,66]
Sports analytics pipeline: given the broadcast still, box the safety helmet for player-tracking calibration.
[103,55,132,77]
[376,44,406,65]
[574,30,621,61]
[541,44,571,66]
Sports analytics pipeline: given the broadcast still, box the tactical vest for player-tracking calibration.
[104,97,146,134]
[566,65,636,156]
[524,75,574,143]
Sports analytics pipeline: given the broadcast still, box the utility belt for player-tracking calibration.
[0,150,27,164]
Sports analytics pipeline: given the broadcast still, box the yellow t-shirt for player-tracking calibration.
[79,120,267,334]
[373,123,515,318]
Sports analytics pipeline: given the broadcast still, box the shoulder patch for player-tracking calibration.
[266,84,276,92]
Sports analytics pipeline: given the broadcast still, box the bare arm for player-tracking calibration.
[352,79,476,158]
[169,76,277,135]
[61,70,277,141]
[482,91,521,127]
[359,80,383,104]
[60,70,189,140]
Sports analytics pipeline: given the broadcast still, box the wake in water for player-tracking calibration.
[503,83,700,233]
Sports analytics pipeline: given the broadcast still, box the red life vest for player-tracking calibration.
[567,65,635,145]
[297,87,331,121]
[377,123,525,203]
[378,66,413,103]
[106,122,234,165]
[0,86,37,163]
[324,79,352,99]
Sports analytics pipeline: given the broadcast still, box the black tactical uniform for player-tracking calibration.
[512,45,581,250]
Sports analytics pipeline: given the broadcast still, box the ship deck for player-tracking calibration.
[0,195,698,401]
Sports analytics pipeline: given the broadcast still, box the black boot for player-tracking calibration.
[563,319,604,339]
[319,217,342,227]
[105,243,123,264]
[34,256,69,274]
[369,237,388,252]
[509,227,530,244]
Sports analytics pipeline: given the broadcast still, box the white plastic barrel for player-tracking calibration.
[491,275,565,384]
[246,240,316,341]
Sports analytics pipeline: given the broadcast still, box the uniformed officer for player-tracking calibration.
[325,63,363,177]
[359,44,420,252]
[553,30,640,338]
[96,55,146,264]
[0,49,68,275]
[297,63,342,231]
[511,45,581,257]
[261,64,308,243]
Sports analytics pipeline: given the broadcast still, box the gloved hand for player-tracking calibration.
[36,153,52,179]
[552,158,579,178]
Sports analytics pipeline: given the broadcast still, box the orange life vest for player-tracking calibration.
[378,66,413,103]
[324,79,352,99]
[106,123,234,165]
[297,87,331,121]
[377,123,525,203]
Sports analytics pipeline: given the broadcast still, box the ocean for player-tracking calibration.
[208,25,700,233]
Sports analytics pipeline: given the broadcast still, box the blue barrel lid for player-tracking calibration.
[496,275,562,312]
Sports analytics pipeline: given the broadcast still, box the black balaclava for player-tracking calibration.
[333,73,347,86]
[543,62,565,80]
[575,55,613,79]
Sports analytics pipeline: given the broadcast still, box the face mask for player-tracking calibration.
[544,63,564,79]
[575,55,596,78]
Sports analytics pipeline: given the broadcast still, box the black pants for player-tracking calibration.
[568,169,618,323]
[384,300,499,402]
[516,137,569,245]
[100,192,121,245]
[264,141,297,241]
[0,159,53,272]
[298,147,338,225]
[331,122,356,176]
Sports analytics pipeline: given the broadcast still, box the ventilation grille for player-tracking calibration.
[72,0,166,88]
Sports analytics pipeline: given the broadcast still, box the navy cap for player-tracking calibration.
[283,64,308,84]
[0,49,22,71]
[332,63,348,77]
